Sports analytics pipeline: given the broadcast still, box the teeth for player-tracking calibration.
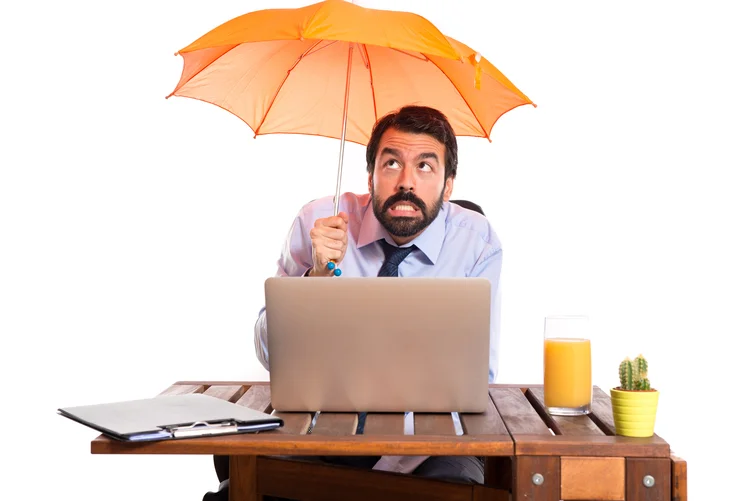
[393,205,415,211]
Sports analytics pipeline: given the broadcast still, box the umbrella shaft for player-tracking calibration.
[334,42,354,216]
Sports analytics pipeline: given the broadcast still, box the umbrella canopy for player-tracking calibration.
[167,0,535,146]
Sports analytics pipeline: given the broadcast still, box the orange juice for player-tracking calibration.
[544,338,591,411]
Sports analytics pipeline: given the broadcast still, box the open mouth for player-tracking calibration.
[388,202,421,217]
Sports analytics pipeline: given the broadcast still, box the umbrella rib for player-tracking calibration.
[304,40,338,58]
[255,39,327,136]
[424,54,490,140]
[362,44,378,122]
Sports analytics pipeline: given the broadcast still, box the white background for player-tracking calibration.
[1,0,747,499]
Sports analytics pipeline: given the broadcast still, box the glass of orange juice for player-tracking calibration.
[543,315,592,415]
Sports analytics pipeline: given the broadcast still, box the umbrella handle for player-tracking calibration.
[329,42,354,278]
[333,42,353,217]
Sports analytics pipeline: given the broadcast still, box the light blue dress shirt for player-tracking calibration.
[254,192,503,383]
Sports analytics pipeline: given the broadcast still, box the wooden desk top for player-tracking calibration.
[91,382,670,458]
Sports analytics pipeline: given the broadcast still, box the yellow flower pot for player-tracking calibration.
[610,388,659,437]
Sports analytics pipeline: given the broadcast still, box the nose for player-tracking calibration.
[397,166,416,192]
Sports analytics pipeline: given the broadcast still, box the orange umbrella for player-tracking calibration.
[168,0,535,216]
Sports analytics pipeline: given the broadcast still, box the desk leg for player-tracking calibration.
[229,455,260,501]
[671,454,688,501]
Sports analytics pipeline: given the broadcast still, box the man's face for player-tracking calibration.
[369,128,454,244]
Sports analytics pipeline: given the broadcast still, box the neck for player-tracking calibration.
[389,230,424,246]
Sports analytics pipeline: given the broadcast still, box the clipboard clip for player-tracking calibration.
[167,420,239,438]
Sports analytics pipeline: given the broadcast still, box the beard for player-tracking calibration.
[372,187,445,238]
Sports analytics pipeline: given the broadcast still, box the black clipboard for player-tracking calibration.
[58,393,283,441]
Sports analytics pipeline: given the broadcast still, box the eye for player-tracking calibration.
[385,159,400,169]
[418,162,433,171]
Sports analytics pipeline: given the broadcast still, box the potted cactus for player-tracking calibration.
[610,354,659,437]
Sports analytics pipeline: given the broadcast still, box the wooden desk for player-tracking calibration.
[91,382,687,501]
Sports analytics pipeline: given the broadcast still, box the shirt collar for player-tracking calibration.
[357,196,446,265]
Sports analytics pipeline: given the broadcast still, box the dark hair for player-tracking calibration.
[366,106,458,182]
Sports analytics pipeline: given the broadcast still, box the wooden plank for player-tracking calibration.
[461,395,509,436]
[590,386,616,435]
[527,387,605,436]
[671,453,688,501]
[174,380,257,386]
[235,384,272,413]
[272,412,313,435]
[311,413,359,436]
[489,388,549,435]
[551,415,605,436]
[490,383,542,389]
[514,455,560,501]
[512,434,671,457]
[229,455,259,501]
[158,384,205,396]
[626,458,671,501]
[364,413,404,435]
[561,456,625,500]
[92,433,513,456]
[256,456,474,501]
[203,384,244,402]
[472,485,510,501]
[414,413,456,435]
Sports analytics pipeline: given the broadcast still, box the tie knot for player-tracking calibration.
[378,240,415,277]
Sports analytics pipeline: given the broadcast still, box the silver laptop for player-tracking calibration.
[265,277,491,413]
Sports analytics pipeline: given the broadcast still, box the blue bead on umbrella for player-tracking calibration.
[328,261,342,276]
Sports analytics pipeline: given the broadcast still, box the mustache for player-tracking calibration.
[383,191,427,214]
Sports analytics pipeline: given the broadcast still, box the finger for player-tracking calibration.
[311,227,347,241]
[315,248,344,265]
[318,238,346,251]
[314,215,348,231]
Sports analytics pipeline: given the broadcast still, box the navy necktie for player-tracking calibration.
[356,240,416,435]
[378,240,415,277]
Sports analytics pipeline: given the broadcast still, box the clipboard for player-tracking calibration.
[58,393,283,441]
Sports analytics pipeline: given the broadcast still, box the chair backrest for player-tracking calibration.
[451,199,484,216]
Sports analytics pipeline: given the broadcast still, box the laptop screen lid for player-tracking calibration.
[264,277,490,413]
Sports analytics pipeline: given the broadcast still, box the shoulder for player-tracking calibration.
[443,202,503,271]
[444,201,501,248]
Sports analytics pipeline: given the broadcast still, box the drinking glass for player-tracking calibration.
[543,315,592,416]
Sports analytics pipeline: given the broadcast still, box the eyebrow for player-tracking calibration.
[380,147,439,162]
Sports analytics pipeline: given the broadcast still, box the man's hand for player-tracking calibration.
[308,212,349,277]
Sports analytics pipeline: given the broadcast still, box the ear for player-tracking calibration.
[442,176,454,201]
[368,173,373,193]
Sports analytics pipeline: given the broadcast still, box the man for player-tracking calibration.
[204,105,502,500]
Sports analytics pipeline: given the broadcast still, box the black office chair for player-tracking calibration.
[451,199,485,216]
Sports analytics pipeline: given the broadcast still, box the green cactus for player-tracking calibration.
[618,354,653,390]
[619,357,633,389]
[634,354,648,379]
[634,378,651,390]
